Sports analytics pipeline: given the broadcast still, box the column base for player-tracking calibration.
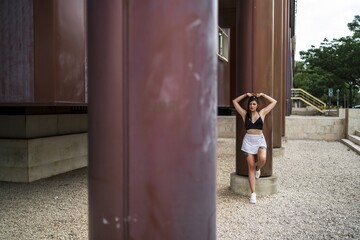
[273,147,285,157]
[230,172,278,196]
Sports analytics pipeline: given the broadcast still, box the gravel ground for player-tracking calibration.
[217,138,360,240]
[0,139,359,239]
[0,169,88,240]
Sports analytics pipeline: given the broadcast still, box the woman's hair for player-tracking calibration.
[248,96,259,103]
[247,96,259,113]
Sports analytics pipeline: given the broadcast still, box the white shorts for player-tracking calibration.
[241,133,267,154]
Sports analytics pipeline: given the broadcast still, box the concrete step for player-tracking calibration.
[355,130,360,137]
[349,134,360,146]
[341,139,360,155]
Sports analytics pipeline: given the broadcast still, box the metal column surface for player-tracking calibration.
[283,0,292,117]
[87,1,217,239]
[87,0,127,239]
[273,0,284,148]
[218,1,237,106]
[236,0,275,177]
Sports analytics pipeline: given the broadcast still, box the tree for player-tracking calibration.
[297,15,360,107]
[293,61,331,101]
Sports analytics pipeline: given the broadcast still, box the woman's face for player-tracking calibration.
[249,100,258,112]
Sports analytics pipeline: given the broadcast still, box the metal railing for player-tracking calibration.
[291,88,327,113]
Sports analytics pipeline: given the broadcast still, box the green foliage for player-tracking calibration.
[295,15,360,106]
[294,62,329,101]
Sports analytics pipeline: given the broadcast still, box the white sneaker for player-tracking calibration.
[255,168,261,179]
[249,192,256,204]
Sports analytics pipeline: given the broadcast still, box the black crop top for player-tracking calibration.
[245,113,263,130]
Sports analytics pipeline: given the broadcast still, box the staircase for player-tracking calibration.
[341,130,360,155]
[291,88,327,113]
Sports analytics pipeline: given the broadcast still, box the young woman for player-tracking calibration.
[232,92,277,204]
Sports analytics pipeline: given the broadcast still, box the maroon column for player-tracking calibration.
[236,0,274,177]
[273,0,284,148]
[88,1,217,239]
[283,0,292,118]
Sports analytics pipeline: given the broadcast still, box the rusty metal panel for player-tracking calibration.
[273,0,284,148]
[283,0,292,117]
[229,27,237,102]
[0,0,34,103]
[54,0,86,103]
[284,0,291,128]
[34,0,86,104]
[218,3,236,107]
[217,59,231,107]
[33,0,55,103]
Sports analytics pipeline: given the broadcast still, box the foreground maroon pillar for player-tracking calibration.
[88,1,217,239]
[236,0,274,177]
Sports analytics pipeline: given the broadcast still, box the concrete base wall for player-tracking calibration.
[1,112,356,182]
[218,114,348,141]
[0,114,87,182]
[0,133,87,182]
[0,114,87,138]
[291,106,323,116]
[346,109,360,136]
[285,115,345,141]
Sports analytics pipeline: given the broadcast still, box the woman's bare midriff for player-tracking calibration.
[246,129,263,135]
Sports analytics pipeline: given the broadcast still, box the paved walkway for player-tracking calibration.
[0,139,359,239]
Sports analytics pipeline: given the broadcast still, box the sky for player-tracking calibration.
[295,0,360,60]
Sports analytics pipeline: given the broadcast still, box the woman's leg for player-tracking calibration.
[246,153,256,193]
[256,147,267,170]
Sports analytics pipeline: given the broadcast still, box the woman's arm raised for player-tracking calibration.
[257,93,277,117]
[233,93,252,121]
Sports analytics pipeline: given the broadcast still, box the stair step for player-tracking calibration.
[341,139,360,155]
[348,134,360,146]
[355,130,360,137]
